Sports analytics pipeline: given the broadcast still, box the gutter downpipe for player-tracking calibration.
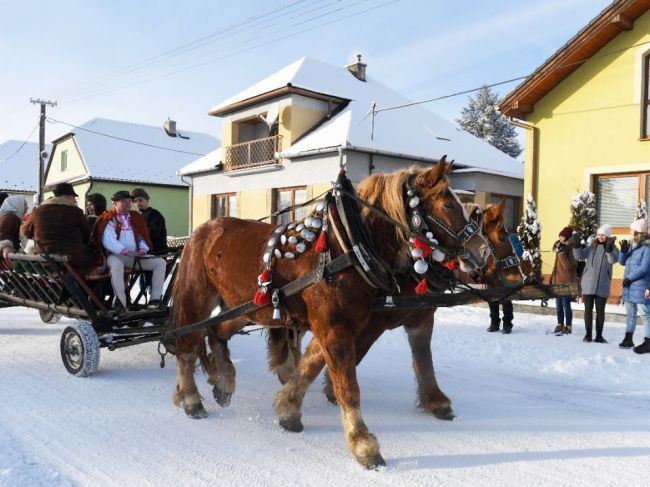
[508,116,538,202]
[180,175,193,236]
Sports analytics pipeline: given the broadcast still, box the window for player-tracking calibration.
[642,53,650,138]
[61,150,68,171]
[489,194,521,231]
[274,187,307,225]
[595,172,649,232]
[211,193,237,218]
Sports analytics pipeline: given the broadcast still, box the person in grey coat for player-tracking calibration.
[617,218,650,353]
[572,224,619,343]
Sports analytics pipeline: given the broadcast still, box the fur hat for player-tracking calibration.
[558,226,573,239]
[596,224,613,237]
[630,218,648,234]
[53,182,78,197]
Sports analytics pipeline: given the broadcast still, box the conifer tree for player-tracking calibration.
[517,194,542,282]
[457,85,523,158]
[569,191,597,245]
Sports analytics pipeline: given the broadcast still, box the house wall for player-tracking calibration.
[86,182,189,236]
[45,137,88,185]
[526,10,650,259]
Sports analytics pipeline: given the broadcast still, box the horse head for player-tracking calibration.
[411,156,489,272]
[478,198,524,287]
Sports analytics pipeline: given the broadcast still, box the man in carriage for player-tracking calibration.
[94,191,166,314]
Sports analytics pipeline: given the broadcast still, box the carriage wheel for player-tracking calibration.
[39,309,62,324]
[60,321,100,377]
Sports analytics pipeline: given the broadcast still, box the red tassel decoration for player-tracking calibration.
[443,258,457,271]
[259,268,271,283]
[253,289,271,306]
[415,278,428,295]
[413,238,431,258]
[315,231,328,253]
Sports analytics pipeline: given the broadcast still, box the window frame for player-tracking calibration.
[210,192,237,219]
[273,186,307,225]
[642,53,650,139]
[60,150,68,172]
[593,171,648,234]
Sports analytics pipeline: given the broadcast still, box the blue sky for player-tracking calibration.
[0,0,611,149]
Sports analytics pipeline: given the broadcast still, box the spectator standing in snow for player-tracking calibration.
[572,224,618,343]
[617,218,650,353]
[487,232,523,334]
[550,226,578,335]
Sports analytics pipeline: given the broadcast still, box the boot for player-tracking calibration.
[633,337,650,354]
[583,327,593,342]
[564,325,572,335]
[487,323,500,332]
[553,324,564,335]
[594,335,608,343]
[618,332,634,349]
[502,324,513,335]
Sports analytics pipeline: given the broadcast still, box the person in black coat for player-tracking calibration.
[85,193,107,231]
[131,187,168,255]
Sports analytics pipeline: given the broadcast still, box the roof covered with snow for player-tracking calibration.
[210,57,522,178]
[53,118,219,185]
[178,148,222,176]
[0,140,50,191]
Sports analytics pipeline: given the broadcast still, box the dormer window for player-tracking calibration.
[61,150,68,171]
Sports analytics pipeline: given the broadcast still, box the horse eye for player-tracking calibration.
[498,235,506,242]
[443,201,454,210]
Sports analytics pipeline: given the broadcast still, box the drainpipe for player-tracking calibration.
[508,117,538,202]
[181,175,192,236]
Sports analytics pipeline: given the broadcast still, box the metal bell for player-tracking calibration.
[280,235,287,245]
[296,242,306,253]
[296,223,305,232]
[432,249,446,262]
[310,218,322,229]
[274,249,282,258]
[284,252,295,259]
[268,237,277,246]
[288,236,298,245]
[413,259,428,274]
[316,201,326,212]
[263,252,271,263]
[411,248,423,259]
[409,196,420,208]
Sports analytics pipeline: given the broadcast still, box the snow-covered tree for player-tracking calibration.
[456,85,523,158]
[637,200,647,220]
[569,191,597,245]
[517,194,542,282]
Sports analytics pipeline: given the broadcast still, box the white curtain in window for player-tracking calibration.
[597,177,638,227]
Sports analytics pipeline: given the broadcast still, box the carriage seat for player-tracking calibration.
[84,267,133,281]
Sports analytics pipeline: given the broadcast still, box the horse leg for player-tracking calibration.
[274,337,326,432]
[205,318,248,407]
[173,333,208,419]
[405,313,454,420]
[267,327,305,385]
[316,327,385,469]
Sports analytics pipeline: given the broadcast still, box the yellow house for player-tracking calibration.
[499,0,650,298]
[181,57,524,230]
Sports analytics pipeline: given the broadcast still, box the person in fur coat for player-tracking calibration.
[0,195,28,262]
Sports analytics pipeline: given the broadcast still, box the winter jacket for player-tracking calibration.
[508,233,524,258]
[618,238,650,304]
[20,197,97,275]
[0,213,22,252]
[141,207,168,254]
[550,240,578,285]
[573,241,618,298]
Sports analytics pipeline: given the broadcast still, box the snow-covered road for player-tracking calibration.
[1,305,649,486]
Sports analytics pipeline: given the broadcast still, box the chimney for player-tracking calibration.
[347,54,366,82]
[163,118,177,137]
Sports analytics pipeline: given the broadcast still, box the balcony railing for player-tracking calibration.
[224,135,282,172]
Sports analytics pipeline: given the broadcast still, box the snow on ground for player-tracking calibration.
[1,305,649,487]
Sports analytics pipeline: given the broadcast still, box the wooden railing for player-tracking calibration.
[224,135,282,171]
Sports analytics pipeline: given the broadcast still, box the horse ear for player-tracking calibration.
[416,157,447,188]
[444,159,454,174]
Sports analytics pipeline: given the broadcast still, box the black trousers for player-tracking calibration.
[582,294,607,336]
[489,301,514,328]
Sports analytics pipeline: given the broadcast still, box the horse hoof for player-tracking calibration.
[279,416,304,433]
[185,402,208,419]
[357,452,385,470]
[213,386,232,407]
[432,406,455,421]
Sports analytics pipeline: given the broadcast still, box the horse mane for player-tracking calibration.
[357,166,449,245]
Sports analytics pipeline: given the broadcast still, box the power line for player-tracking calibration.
[50,0,332,99]
[0,123,39,164]
[60,0,399,105]
[46,118,207,157]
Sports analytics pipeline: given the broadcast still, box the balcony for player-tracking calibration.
[224,135,282,172]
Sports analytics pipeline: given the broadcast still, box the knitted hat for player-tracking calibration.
[596,224,613,237]
[630,218,648,234]
[558,226,573,239]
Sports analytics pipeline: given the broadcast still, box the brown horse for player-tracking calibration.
[171,159,489,468]
[273,199,523,429]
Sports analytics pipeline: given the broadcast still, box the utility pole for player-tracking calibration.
[29,98,57,204]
